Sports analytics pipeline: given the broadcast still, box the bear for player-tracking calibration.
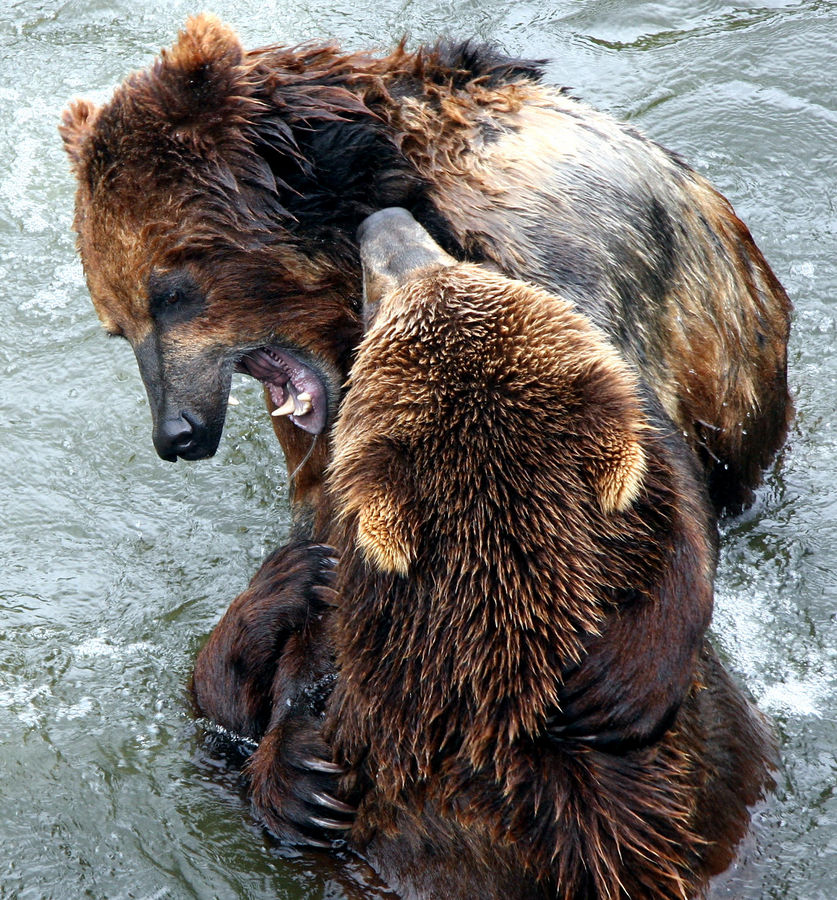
[60,15,790,845]
[320,207,777,899]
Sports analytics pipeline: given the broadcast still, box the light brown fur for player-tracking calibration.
[324,233,775,899]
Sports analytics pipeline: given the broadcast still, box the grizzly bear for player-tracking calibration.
[60,15,790,846]
[322,207,776,899]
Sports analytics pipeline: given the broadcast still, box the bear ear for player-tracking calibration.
[355,487,415,576]
[161,13,244,74]
[358,208,457,329]
[59,99,100,172]
[154,15,249,141]
[589,427,647,514]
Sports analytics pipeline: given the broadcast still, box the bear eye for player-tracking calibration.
[147,269,205,322]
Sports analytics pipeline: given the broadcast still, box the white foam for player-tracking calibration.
[0,683,51,728]
[54,696,95,721]
[758,677,826,718]
[714,583,830,719]
[75,634,153,659]
[21,259,86,314]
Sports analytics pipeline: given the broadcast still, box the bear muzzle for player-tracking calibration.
[133,334,229,462]
[153,410,216,462]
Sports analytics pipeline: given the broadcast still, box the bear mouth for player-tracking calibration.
[235,346,328,435]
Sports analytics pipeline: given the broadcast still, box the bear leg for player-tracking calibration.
[191,540,354,845]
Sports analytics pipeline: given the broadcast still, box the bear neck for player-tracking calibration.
[245,43,528,276]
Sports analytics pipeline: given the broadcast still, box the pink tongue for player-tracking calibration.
[268,350,328,435]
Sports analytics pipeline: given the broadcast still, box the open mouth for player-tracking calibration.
[236,346,328,435]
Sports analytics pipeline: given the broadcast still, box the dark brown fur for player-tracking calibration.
[324,215,776,898]
[190,540,344,844]
[61,16,788,852]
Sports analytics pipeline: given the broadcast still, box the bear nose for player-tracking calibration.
[153,413,203,461]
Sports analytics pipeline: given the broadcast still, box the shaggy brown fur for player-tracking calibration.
[322,209,776,899]
[61,14,790,515]
[61,16,788,848]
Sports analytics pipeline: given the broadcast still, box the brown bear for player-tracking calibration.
[60,15,790,845]
[322,207,776,899]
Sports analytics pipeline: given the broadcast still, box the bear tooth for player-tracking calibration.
[297,391,312,403]
[228,395,240,406]
[271,394,296,417]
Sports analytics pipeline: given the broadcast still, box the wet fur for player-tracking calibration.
[325,244,776,899]
[61,14,791,515]
[61,15,789,864]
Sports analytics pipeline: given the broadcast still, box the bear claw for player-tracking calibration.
[308,815,354,831]
[299,835,334,850]
[300,756,345,774]
[312,584,339,604]
[310,790,356,814]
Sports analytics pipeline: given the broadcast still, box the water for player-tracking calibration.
[0,1,834,897]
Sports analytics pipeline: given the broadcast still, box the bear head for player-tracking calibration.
[60,15,417,494]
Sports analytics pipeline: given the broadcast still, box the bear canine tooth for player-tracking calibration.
[271,394,296,417]
[228,395,240,406]
[292,394,313,416]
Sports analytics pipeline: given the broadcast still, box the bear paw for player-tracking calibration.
[246,715,355,848]
[191,539,339,742]
[192,539,354,845]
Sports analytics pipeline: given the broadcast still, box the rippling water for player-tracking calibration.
[1,1,834,897]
